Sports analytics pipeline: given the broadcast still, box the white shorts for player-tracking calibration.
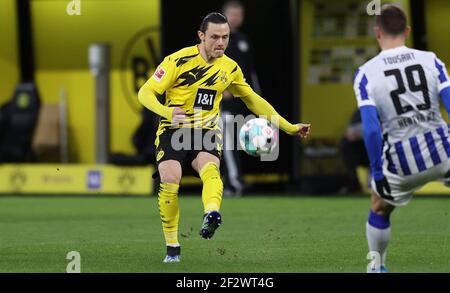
[371,158,450,206]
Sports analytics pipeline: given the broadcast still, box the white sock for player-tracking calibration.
[366,222,391,266]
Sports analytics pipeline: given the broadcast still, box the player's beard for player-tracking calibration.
[212,49,224,58]
[207,50,222,60]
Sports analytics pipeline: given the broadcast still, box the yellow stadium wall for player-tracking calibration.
[426,0,450,123]
[300,0,411,140]
[426,0,450,67]
[0,0,19,105]
[31,0,161,163]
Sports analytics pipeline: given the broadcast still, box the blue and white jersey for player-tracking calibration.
[354,46,450,176]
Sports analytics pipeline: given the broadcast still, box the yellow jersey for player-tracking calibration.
[145,45,254,137]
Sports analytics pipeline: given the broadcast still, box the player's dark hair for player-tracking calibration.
[376,4,407,36]
[222,1,244,13]
[199,12,229,33]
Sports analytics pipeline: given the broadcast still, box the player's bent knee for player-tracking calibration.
[160,173,181,184]
[371,191,395,216]
[159,160,182,184]
[372,206,393,217]
[191,159,198,173]
[196,152,220,170]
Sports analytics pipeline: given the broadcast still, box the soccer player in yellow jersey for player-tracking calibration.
[138,12,311,263]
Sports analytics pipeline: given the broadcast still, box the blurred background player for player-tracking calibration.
[340,109,369,193]
[354,4,450,272]
[221,1,262,197]
[138,12,311,263]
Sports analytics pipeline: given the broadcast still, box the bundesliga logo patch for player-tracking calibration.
[153,66,166,81]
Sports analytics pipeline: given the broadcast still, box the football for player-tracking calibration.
[239,118,278,156]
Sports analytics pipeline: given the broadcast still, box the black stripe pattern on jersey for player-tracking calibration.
[175,65,213,87]
[201,70,220,86]
[231,65,237,74]
[174,53,199,67]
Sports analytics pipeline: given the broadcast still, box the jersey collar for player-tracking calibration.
[379,45,409,55]
[195,44,223,65]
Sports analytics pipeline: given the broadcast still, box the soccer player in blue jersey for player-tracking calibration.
[354,4,450,272]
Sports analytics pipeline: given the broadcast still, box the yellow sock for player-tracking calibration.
[158,182,180,246]
[199,162,223,213]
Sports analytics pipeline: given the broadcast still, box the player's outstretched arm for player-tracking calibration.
[240,92,311,138]
[138,82,174,121]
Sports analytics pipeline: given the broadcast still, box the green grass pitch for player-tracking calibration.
[0,195,448,272]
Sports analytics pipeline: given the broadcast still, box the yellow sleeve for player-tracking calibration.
[240,92,300,135]
[146,56,178,94]
[227,65,299,135]
[138,83,173,121]
[227,65,254,98]
[137,56,178,121]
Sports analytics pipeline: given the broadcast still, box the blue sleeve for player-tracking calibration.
[360,105,384,180]
[440,86,450,116]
